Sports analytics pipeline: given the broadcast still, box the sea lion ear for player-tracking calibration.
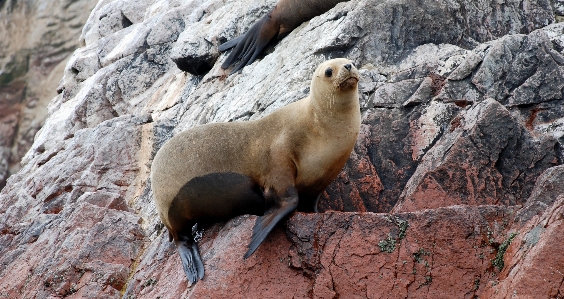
[324,68,333,77]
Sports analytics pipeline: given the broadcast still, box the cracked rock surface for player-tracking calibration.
[0,0,99,190]
[1,0,564,298]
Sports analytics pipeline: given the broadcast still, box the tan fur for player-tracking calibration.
[151,58,360,236]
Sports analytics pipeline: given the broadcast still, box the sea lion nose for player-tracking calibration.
[344,64,351,71]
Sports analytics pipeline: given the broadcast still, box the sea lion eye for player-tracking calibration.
[325,68,333,77]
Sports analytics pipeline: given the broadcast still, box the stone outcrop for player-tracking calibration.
[482,194,564,298]
[123,206,519,299]
[0,0,99,189]
[1,0,563,298]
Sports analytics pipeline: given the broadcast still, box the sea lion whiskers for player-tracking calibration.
[329,90,336,116]
[334,64,359,91]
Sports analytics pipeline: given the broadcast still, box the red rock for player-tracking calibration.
[320,151,383,213]
[321,124,386,213]
[393,99,557,213]
[482,195,564,298]
[288,206,518,298]
[0,116,149,299]
[123,215,310,299]
[123,205,519,298]
[0,205,143,298]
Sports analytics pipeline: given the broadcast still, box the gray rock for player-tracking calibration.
[169,0,276,75]
[472,27,564,106]
[0,0,99,189]
[516,165,564,223]
[393,98,557,213]
[172,0,554,76]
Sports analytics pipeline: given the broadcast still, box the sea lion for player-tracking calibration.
[219,0,347,74]
[151,58,360,283]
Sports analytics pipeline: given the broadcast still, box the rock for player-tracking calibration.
[319,131,385,213]
[169,0,276,76]
[0,115,149,298]
[0,82,25,189]
[471,29,564,107]
[515,165,564,224]
[121,205,518,299]
[123,216,311,299]
[0,0,563,297]
[482,195,564,298]
[0,0,99,190]
[287,206,519,299]
[393,98,557,213]
[172,0,554,77]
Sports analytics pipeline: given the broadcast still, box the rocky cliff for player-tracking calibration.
[0,0,99,189]
[1,0,564,298]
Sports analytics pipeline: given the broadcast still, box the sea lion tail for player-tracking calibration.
[177,235,205,283]
[244,189,298,259]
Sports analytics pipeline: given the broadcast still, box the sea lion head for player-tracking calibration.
[310,58,359,109]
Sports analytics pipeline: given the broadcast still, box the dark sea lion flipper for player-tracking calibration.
[243,187,298,259]
[243,202,297,259]
[220,14,279,74]
[176,235,205,283]
[218,35,244,52]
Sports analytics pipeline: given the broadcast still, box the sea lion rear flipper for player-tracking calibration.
[176,235,205,283]
[220,14,279,74]
[243,188,298,259]
[218,35,244,52]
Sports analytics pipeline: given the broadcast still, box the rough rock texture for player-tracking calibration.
[482,195,564,298]
[123,206,519,299]
[0,115,149,298]
[516,165,564,224]
[0,0,564,298]
[287,207,518,299]
[0,0,99,189]
[393,98,557,213]
[123,216,311,298]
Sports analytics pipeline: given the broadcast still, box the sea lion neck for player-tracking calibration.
[309,84,359,112]
[308,77,359,122]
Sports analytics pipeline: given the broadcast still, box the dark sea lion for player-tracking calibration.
[151,58,360,283]
[219,0,347,73]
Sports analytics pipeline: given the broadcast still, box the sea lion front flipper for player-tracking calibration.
[218,35,244,52]
[243,187,298,259]
[220,14,279,73]
[176,235,205,283]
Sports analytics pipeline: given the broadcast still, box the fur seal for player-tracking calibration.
[151,58,360,283]
[219,0,347,74]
